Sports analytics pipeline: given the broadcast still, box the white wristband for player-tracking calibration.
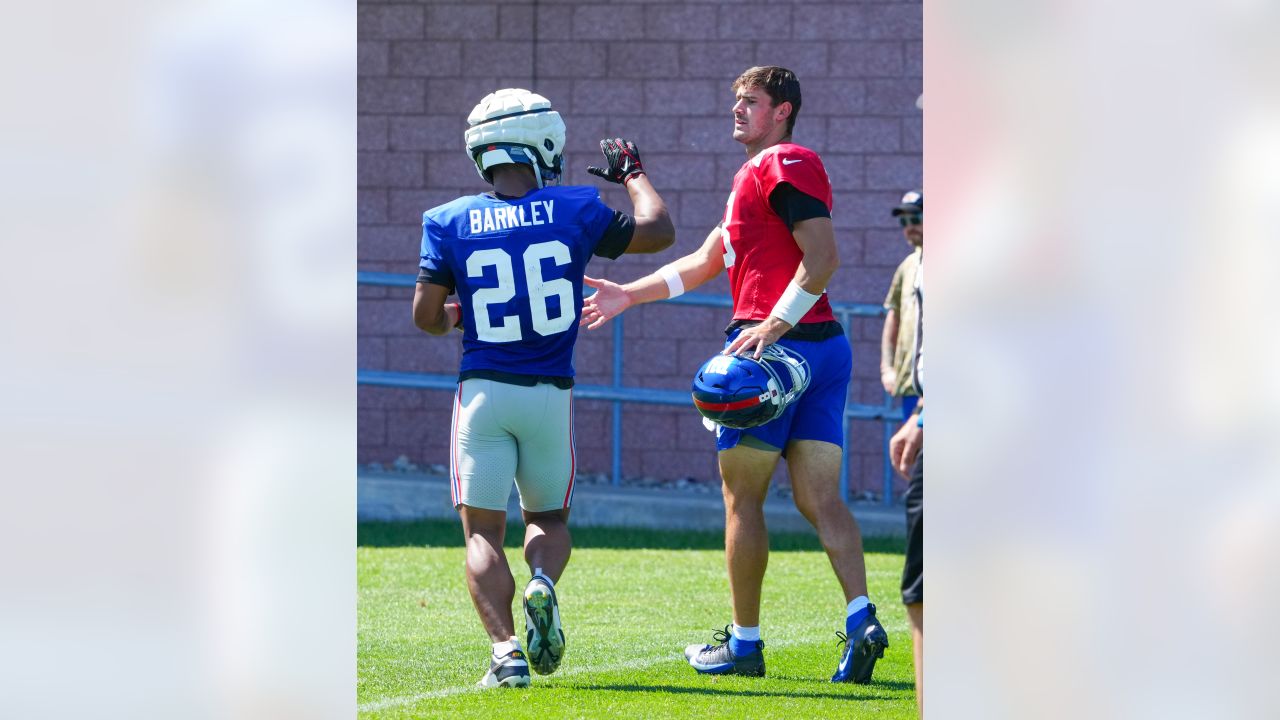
[770,280,821,326]
[658,265,685,299]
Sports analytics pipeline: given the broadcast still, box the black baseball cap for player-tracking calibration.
[891,189,923,216]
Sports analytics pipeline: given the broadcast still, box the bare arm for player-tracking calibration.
[724,216,838,358]
[789,216,839,293]
[880,308,899,392]
[584,137,674,254]
[580,225,726,330]
[624,224,726,299]
[889,415,923,478]
[413,283,460,336]
[622,174,674,254]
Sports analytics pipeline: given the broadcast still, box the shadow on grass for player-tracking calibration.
[358,518,905,555]
[764,674,918,692]
[562,682,906,702]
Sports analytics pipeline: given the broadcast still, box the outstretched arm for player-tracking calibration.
[587,138,674,254]
[621,173,674,253]
[581,225,726,330]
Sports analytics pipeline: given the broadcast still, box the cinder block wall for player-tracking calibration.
[358,0,921,497]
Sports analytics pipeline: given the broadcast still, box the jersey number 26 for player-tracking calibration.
[465,240,574,343]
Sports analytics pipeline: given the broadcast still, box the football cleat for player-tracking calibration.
[523,575,565,675]
[683,626,765,677]
[691,343,811,430]
[831,604,889,684]
[476,646,531,689]
[465,88,565,188]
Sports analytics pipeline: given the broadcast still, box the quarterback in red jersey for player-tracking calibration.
[582,66,888,685]
[722,142,836,325]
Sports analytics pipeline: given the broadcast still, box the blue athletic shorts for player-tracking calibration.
[715,329,852,453]
[900,394,919,421]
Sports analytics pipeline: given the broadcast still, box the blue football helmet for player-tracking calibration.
[691,344,812,430]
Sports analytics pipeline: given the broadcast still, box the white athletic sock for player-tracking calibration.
[846,595,869,617]
[730,624,760,642]
[493,637,521,657]
[532,569,553,587]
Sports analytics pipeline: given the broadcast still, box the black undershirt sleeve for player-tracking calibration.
[593,211,636,259]
[416,267,454,292]
[768,182,831,230]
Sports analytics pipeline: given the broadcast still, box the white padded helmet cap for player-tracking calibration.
[464,88,565,185]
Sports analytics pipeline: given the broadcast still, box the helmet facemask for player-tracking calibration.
[758,343,811,410]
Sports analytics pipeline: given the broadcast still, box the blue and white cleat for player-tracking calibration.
[684,626,765,677]
[831,603,889,684]
[523,575,565,675]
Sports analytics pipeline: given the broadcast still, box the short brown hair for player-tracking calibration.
[732,66,802,136]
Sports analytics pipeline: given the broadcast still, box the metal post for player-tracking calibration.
[881,326,898,506]
[838,309,851,502]
[882,414,895,506]
[611,314,624,486]
[840,416,851,502]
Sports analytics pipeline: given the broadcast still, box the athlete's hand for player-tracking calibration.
[723,317,791,360]
[880,368,896,394]
[581,276,633,329]
[445,302,464,332]
[889,418,923,478]
[587,138,645,184]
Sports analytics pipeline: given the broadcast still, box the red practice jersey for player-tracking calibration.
[719,143,835,323]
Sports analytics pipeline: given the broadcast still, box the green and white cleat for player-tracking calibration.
[523,574,565,675]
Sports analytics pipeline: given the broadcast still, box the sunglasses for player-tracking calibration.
[898,214,922,227]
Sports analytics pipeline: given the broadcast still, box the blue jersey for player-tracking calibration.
[420,185,623,379]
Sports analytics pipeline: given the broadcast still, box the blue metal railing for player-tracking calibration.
[358,271,902,504]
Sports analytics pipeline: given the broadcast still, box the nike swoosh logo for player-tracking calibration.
[782,158,802,165]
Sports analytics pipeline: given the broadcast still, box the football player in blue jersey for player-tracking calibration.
[413,88,674,689]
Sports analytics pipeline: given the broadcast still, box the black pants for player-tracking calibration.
[900,452,923,605]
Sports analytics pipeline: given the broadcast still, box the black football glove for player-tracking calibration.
[587,138,645,184]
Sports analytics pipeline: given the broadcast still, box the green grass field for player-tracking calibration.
[359,520,916,719]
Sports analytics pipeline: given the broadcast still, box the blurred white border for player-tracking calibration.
[4,0,1278,716]
[930,0,1280,717]
[1,1,354,717]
